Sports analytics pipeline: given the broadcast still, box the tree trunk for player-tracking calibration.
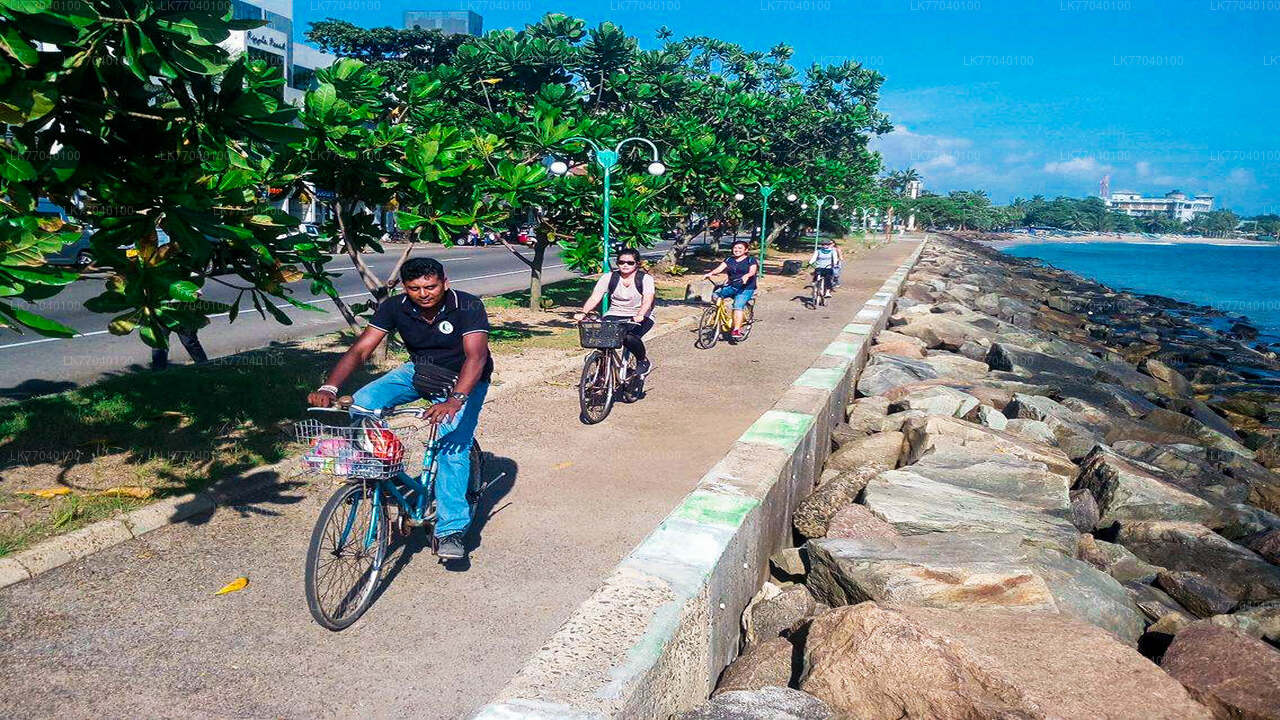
[528,237,549,310]
[335,200,386,299]
[659,217,699,266]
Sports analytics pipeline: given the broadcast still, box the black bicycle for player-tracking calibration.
[809,267,832,309]
[576,315,644,424]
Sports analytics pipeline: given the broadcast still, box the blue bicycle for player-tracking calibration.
[297,397,488,631]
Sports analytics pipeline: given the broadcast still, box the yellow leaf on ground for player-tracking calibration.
[215,577,248,595]
[554,461,572,470]
[98,486,154,499]
[19,487,73,498]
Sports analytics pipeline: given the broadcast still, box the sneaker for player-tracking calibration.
[436,533,466,560]
[636,358,653,380]
[731,329,745,339]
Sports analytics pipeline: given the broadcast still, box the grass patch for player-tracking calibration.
[0,332,407,556]
[0,274,695,555]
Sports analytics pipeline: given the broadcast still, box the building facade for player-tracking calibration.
[1107,190,1214,222]
[403,10,483,35]
[220,0,336,105]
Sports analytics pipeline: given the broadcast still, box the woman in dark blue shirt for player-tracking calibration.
[702,240,759,340]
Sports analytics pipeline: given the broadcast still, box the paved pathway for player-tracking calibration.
[0,240,918,720]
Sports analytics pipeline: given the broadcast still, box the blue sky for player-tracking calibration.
[294,0,1280,215]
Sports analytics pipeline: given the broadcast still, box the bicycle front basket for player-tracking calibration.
[578,319,626,349]
[294,419,405,480]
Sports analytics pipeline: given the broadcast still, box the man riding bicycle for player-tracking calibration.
[306,257,492,561]
[574,247,656,380]
[808,237,841,299]
[702,239,759,340]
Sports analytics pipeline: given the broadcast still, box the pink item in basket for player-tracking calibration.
[304,437,357,475]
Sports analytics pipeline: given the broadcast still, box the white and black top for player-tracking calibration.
[593,271,655,319]
[368,289,493,382]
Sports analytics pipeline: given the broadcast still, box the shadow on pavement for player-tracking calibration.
[375,451,517,585]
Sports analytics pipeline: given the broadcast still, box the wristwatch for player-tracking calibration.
[449,391,468,404]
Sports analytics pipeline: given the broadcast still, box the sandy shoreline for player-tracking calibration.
[971,231,1279,249]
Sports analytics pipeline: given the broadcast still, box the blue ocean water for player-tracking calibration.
[1001,242,1280,341]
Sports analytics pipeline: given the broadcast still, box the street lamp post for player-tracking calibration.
[802,194,839,250]
[548,136,665,278]
[735,182,778,274]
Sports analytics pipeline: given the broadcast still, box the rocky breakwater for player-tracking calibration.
[674,236,1280,720]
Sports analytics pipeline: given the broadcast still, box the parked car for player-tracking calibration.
[39,199,95,267]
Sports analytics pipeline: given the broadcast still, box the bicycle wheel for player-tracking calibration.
[695,305,721,349]
[618,351,641,403]
[738,304,756,342]
[304,482,388,631]
[578,350,616,424]
[816,275,827,307]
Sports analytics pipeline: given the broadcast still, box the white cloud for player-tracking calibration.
[1003,151,1037,164]
[1226,168,1257,187]
[1043,157,1112,177]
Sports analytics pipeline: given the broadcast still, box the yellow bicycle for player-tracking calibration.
[695,283,754,349]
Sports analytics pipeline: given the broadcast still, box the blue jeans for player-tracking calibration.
[714,284,756,310]
[353,362,489,539]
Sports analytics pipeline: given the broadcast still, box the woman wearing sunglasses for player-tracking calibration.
[575,247,657,381]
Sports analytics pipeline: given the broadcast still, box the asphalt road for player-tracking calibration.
[0,243,671,401]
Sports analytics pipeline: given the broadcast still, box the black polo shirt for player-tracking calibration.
[368,289,493,382]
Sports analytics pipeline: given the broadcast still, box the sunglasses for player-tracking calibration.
[616,260,637,266]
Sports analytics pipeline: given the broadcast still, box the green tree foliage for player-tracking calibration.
[1,0,317,345]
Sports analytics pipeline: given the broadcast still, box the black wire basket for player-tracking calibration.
[578,319,627,349]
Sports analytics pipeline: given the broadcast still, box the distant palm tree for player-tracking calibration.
[883,168,921,197]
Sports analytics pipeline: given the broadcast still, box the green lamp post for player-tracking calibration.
[810,194,839,250]
[548,136,666,278]
[735,182,778,274]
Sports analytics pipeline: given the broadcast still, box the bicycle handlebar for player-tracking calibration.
[306,398,435,422]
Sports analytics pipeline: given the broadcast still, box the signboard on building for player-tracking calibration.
[246,27,287,55]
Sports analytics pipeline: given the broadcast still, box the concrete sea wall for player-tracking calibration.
[473,243,925,719]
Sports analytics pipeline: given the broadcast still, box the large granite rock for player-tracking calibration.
[1074,446,1222,530]
[857,354,938,396]
[1143,407,1254,458]
[805,532,1144,644]
[794,472,873,539]
[800,603,1211,720]
[824,503,899,540]
[919,353,990,380]
[1143,357,1193,396]
[985,342,1097,382]
[888,386,980,419]
[894,315,991,350]
[1118,521,1280,605]
[825,431,903,475]
[844,396,890,436]
[1162,621,1280,720]
[1157,571,1239,618]
[905,448,1070,510]
[902,414,1077,478]
[1127,581,1192,622]
[1069,488,1100,531]
[713,638,795,696]
[747,585,817,645]
[1004,418,1058,446]
[676,686,833,720]
[862,469,1080,553]
[1111,440,1251,507]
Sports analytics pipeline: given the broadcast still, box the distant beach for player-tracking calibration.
[976,231,1277,249]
